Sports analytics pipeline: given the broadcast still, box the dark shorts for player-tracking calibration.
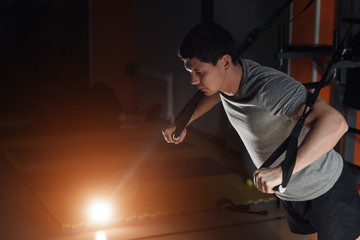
[280,161,360,240]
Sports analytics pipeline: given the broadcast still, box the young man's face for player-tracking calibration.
[184,57,225,96]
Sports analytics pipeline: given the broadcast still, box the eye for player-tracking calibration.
[196,71,203,76]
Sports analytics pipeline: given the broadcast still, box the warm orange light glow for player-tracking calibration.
[88,201,113,224]
[95,230,107,240]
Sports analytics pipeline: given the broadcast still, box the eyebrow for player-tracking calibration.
[184,60,203,72]
[185,64,200,72]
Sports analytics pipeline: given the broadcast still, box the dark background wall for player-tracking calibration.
[132,0,290,143]
[0,0,289,141]
[0,0,90,126]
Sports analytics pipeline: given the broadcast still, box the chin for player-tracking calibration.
[203,91,215,96]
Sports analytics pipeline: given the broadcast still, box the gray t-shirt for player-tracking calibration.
[220,59,343,201]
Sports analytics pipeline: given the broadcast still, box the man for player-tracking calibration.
[161,22,360,240]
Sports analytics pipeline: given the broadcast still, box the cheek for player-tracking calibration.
[212,73,223,86]
[202,77,213,87]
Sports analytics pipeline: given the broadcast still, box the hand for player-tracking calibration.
[253,165,282,194]
[161,124,187,144]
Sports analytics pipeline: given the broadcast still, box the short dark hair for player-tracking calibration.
[178,22,238,66]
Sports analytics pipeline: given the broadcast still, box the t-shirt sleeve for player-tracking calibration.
[258,73,308,118]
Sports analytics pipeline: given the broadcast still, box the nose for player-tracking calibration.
[191,73,200,85]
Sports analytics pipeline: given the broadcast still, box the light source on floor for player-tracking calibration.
[88,200,113,224]
[95,230,107,240]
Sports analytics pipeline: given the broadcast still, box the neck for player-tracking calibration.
[221,62,243,96]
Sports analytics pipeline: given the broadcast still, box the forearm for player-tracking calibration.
[162,93,221,144]
[187,93,221,125]
[293,109,348,174]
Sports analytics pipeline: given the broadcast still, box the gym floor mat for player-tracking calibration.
[0,119,275,229]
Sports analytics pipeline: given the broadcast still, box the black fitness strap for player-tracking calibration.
[261,13,358,191]
[172,0,314,140]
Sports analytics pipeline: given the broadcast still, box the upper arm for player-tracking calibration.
[291,97,347,131]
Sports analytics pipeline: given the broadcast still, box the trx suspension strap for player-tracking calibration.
[261,11,359,193]
[237,0,314,57]
[172,0,313,140]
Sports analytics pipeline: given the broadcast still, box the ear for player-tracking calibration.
[221,55,232,69]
